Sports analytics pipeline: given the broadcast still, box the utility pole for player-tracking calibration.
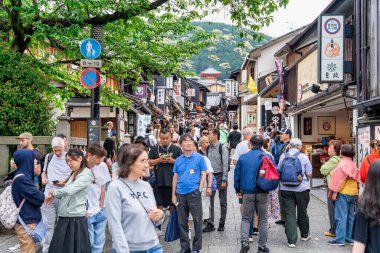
[90,25,104,121]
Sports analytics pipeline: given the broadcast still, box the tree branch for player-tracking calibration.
[40,0,169,27]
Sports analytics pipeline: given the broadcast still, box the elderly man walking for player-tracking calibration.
[41,137,72,253]
[278,138,312,248]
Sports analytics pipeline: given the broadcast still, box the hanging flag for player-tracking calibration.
[247,75,258,94]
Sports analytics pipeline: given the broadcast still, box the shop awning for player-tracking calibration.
[286,84,349,116]
[227,98,240,111]
[170,99,185,115]
[245,78,279,105]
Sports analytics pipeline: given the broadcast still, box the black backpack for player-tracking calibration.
[206,144,230,171]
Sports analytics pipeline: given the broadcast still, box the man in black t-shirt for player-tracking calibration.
[228,124,242,157]
[148,128,182,211]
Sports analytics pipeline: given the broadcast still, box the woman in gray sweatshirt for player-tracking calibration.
[106,144,165,253]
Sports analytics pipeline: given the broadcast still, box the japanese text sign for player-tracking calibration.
[318,15,345,83]
[157,89,165,104]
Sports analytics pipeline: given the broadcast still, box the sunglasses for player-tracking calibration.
[203,132,209,135]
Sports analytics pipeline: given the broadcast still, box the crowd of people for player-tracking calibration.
[3,118,380,253]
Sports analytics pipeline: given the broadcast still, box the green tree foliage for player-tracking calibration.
[184,22,272,79]
[0,0,288,133]
[0,51,55,136]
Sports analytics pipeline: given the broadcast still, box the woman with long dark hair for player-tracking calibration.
[45,148,94,253]
[106,144,165,253]
[352,160,380,253]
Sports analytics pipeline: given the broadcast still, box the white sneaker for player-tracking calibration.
[301,233,312,241]
[6,244,20,253]
[287,243,296,248]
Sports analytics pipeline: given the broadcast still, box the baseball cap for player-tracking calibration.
[16,132,33,140]
[278,128,292,137]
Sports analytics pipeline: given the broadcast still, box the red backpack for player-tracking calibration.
[256,154,280,192]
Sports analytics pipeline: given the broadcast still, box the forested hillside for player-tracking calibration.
[182,22,271,79]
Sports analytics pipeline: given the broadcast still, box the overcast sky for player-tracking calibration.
[203,0,333,38]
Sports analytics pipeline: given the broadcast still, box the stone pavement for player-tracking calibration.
[159,170,352,253]
[0,170,352,253]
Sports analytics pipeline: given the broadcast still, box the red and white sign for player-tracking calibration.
[186,89,195,97]
[80,68,101,89]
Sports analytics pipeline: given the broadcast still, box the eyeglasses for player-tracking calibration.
[203,132,209,135]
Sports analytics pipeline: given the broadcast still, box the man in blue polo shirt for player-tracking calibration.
[172,134,207,253]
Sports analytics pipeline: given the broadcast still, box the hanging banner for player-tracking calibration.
[225,79,232,97]
[136,114,151,137]
[357,126,370,167]
[132,83,147,99]
[166,76,173,89]
[275,59,285,114]
[318,15,345,83]
[174,78,181,97]
[233,81,238,97]
[157,89,165,105]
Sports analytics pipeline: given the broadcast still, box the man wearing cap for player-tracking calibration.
[275,128,292,226]
[16,132,41,182]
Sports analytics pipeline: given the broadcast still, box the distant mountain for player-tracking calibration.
[183,22,271,79]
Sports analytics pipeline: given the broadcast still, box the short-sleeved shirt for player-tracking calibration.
[87,162,111,216]
[228,131,242,149]
[43,152,72,194]
[173,152,207,194]
[354,209,380,253]
[278,149,312,192]
[234,140,251,161]
[149,144,182,187]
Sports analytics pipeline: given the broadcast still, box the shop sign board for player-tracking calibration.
[136,114,151,137]
[87,119,100,145]
[132,83,147,99]
[225,79,232,97]
[166,76,173,89]
[157,89,165,104]
[232,81,238,97]
[318,15,345,83]
[357,126,371,167]
[186,89,195,97]
[375,126,380,140]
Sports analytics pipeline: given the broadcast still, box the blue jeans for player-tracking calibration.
[88,208,107,253]
[112,243,163,253]
[335,193,357,243]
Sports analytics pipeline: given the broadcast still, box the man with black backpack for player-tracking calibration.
[234,135,276,253]
[203,129,229,232]
[278,138,312,248]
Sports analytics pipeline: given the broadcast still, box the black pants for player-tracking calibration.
[208,172,227,225]
[177,190,203,251]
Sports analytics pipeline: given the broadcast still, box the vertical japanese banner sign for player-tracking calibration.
[275,59,285,114]
[157,89,165,105]
[225,80,232,97]
[174,78,181,98]
[318,15,344,83]
[136,114,152,137]
[357,127,370,167]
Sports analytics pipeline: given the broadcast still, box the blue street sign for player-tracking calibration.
[80,39,102,60]
[80,68,101,89]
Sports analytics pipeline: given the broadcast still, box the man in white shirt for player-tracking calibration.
[41,137,72,253]
[86,144,110,253]
[106,121,114,138]
[233,128,253,165]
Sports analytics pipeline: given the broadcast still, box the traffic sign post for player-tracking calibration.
[80,39,102,60]
[80,68,101,89]
[80,31,104,146]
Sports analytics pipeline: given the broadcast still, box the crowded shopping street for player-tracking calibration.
[1,0,380,253]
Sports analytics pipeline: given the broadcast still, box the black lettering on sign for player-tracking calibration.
[130,192,149,199]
